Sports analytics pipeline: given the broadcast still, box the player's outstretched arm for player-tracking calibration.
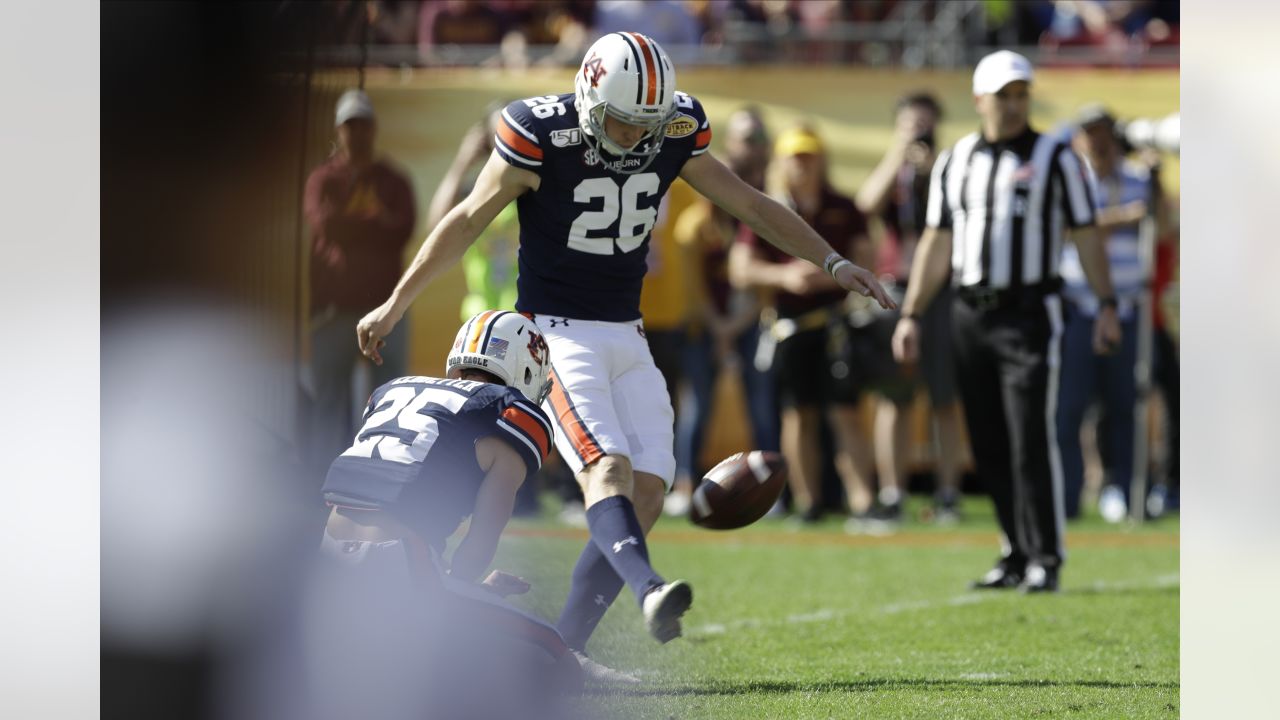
[449,435,528,583]
[679,152,895,309]
[357,151,538,363]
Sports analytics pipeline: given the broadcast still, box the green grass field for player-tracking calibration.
[488,496,1179,719]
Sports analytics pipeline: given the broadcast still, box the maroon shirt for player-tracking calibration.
[736,187,868,318]
[305,156,416,313]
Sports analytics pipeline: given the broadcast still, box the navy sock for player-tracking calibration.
[555,541,625,651]
[585,495,664,607]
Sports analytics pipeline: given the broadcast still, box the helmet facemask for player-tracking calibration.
[581,100,677,174]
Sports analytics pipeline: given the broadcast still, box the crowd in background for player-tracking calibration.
[314,0,1180,68]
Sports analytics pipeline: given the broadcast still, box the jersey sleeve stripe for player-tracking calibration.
[512,399,554,439]
[501,406,551,459]
[496,121,543,161]
[497,418,543,470]
[501,108,539,144]
[495,139,543,168]
[546,368,605,467]
[629,32,659,105]
[693,128,712,149]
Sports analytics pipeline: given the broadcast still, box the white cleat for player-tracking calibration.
[570,650,641,685]
[642,580,693,644]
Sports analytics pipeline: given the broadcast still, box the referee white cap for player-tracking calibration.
[335,89,375,127]
[972,50,1034,96]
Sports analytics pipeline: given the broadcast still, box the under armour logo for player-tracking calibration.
[594,594,608,607]
[547,318,569,328]
[612,536,638,554]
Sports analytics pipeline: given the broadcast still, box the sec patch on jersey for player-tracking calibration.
[689,451,787,530]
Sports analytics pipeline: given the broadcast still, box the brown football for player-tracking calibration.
[689,451,788,530]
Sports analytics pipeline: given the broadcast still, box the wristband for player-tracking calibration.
[1098,296,1118,311]
[822,252,852,279]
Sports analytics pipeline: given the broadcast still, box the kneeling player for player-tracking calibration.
[310,311,580,718]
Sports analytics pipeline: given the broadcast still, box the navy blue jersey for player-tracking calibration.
[322,376,553,550]
[493,92,712,321]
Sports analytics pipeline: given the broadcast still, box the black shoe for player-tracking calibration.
[1018,564,1059,594]
[791,504,824,525]
[969,564,1024,590]
[870,501,902,523]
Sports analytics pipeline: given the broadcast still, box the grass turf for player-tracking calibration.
[487,495,1179,719]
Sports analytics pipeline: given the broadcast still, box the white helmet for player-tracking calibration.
[574,32,679,174]
[447,311,552,404]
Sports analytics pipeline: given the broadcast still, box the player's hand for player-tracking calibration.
[1093,306,1122,355]
[834,262,897,310]
[481,570,531,597]
[891,316,920,364]
[356,301,401,366]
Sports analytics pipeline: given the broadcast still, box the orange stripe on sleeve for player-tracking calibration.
[629,32,659,105]
[501,406,550,460]
[694,128,712,149]
[546,373,605,466]
[497,120,543,160]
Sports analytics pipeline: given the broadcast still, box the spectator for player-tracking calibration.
[421,103,521,322]
[1149,189,1178,514]
[303,89,417,476]
[857,91,965,523]
[417,0,507,64]
[666,108,779,517]
[592,0,702,63]
[1056,104,1172,521]
[730,125,875,523]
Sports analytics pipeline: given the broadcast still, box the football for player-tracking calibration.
[689,451,788,530]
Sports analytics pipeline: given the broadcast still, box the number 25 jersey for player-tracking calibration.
[321,376,553,550]
[494,92,712,322]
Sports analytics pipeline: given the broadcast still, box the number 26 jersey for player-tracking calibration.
[493,92,712,322]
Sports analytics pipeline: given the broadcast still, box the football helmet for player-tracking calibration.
[574,32,679,174]
[447,311,552,404]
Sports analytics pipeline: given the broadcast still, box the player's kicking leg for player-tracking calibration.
[563,456,692,641]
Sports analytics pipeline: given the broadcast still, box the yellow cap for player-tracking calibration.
[775,127,824,157]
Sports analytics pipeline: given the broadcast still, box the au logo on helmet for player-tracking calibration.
[583,51,607,88]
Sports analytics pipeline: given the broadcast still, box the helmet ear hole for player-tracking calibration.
[524,367,533,385]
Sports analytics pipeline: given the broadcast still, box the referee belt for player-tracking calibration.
[956,280,1061,312]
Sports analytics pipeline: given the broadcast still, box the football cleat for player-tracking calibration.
[970,565,1024,590]
[1018,564,1060,594]
[642,580,693,644]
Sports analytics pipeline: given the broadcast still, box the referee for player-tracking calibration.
[891,51,1121,593]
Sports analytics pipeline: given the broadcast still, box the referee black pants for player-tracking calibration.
[951,291,1066,570]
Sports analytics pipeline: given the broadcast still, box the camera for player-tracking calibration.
[1114,114,1179,156]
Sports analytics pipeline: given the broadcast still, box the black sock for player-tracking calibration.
[585,495,663,607]
[555,541,625,651]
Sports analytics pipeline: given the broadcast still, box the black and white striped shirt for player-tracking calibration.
[926,128,1098,289]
